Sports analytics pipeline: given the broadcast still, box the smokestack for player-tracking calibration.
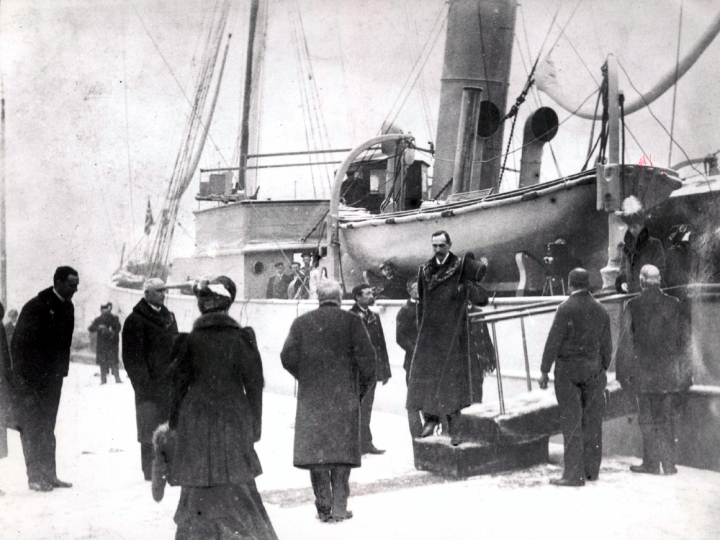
[452,87,483,194]
[433,0,517,197]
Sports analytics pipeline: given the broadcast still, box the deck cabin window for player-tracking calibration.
[369,172,381,193]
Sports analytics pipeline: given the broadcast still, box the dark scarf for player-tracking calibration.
[421,252,461,290]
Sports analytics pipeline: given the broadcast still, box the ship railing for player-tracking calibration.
[468,292,631,415]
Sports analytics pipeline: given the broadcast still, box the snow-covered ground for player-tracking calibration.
[1,363,718,540]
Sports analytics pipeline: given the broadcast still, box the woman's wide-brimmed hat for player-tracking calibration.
[192,275,237,303]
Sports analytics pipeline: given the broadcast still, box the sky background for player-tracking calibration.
[1,0,719,322]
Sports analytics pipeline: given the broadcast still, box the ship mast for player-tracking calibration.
[237,0,269,198]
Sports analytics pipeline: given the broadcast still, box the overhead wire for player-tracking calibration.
[668,0,684,166]
[288,6,318,197]
[617,59,720,210]
[380,2,449,134]
[131,2,230,169]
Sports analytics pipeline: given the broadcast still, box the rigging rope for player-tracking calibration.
[289,12,317,197]
[617,59,720,211]
[147,3,230,278]
[380,3,449,134]
[132,3,230,168]
[668,0,684,166]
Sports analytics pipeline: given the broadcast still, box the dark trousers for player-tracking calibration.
[554,363,606,482]
[404,369,424,439]
[637,393,682,473]
[360,381,377,451]
[18,378,64,484]
[309,466,351,518]
[141,442,154,480]
[99,363,121,384]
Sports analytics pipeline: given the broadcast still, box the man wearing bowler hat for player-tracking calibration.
[407,230,488,446]
[540,268,612,486]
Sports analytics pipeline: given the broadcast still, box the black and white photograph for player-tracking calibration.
[0,0,719,538]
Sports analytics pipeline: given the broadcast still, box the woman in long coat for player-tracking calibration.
[167,276,278,540]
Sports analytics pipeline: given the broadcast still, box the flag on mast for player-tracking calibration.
[144,198,154,235]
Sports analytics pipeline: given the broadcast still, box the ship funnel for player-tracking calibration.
[519,107,558,188]
[433,0,517,197]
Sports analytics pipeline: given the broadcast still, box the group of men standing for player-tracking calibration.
[266,253,314,300]
[0,270,179,492]
[280,229,495,522]
[541,263,692,486]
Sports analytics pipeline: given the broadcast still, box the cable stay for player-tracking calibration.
[537,10,720,119]
[146,4,231,279]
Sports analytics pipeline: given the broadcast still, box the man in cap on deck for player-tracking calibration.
[540,268,612,486]
[615,197,666,293]
[122,278,178,480]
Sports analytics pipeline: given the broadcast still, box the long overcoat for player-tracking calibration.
[122,298,178,443]
[168,313,264,486]
[406,253,484,416]
[349,304,391,383]
[10,287,75,393]
[617,228,666,293]
[615,287,692,394]
[280,303,375,468]
[396,299,418,380]
[88,312,121,366]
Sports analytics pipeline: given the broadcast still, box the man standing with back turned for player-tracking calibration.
[122,278,178,481]
[540,268,612,486]
[11,266,78,492]
[281,280,375,523]
[616,264,692,475]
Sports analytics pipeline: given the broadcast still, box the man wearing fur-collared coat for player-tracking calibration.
[406,231,486,445]
[280,280,375,523]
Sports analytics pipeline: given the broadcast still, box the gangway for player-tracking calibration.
[413,287,720,477]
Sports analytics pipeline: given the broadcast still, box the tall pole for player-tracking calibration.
[0,77,6,308]
[238,0,261,195]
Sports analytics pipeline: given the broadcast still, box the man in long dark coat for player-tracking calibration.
[122,278,178,481]
[11,266,78,491]
[281,280,375,523]
[396,277,423,438]
[615,264,692,475]
[349,283,391,455]
[406,231,486,446]
[540,268,612,487]
[88,302,122,384]
[615,208,666,293]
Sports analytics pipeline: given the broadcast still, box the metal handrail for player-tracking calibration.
[475,284,707,414]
